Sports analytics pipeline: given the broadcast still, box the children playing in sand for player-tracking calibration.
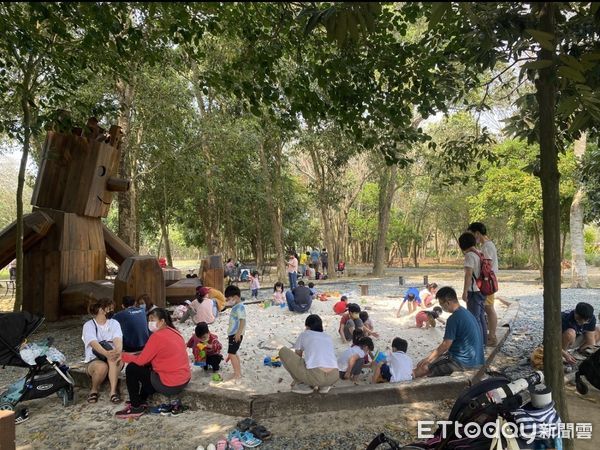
[396,287,421,316]
[338,336,374,381]
[372,337,413,383]
[187,322,223,372]
[249,270,260,300]
[415,306,446,329]
[273,282,285,306]
[333,295,348,315]
[224,285,245,381]
[359,311,379,338]
[419,283,438,308]
[339,303,364,342]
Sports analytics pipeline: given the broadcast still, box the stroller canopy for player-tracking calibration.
[0,311,45,367]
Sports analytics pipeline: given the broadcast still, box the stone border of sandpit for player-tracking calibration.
[69,301,520,418]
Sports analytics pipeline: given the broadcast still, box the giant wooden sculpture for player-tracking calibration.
[0,118,165,320]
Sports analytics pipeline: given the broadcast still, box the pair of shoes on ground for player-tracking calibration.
[237,418,272,440]
[220,428,263,448]
[291,383,332,394]
[149,399,184,416]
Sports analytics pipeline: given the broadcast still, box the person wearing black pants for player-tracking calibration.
[204,354,224,372]
[125,363,188,406]
[116,308,191,419]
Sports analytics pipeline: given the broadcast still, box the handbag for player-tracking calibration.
[92,320,114,362]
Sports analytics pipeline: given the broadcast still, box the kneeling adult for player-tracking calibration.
[285,280,312,313]
[561,302,600,364]
[279,314,339,394]
[116,308,191,419]
[413,286,484,378]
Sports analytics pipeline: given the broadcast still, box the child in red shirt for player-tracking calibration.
[187,322,223,372]
[333,295,348,315]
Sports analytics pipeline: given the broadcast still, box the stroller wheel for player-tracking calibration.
[58,387,76,407]
[0,402,14,411]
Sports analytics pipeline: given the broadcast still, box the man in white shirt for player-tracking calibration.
[468,222,502,346]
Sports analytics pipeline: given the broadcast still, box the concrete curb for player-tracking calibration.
[69,301,522,418]
[473,300,521,383]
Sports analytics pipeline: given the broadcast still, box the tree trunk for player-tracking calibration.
[570,133,588,287]
[373,164,398,276]
[258,139,286,281]
[536,1,570,433]
[532,221,544,281]
[117,79,138,250]
[14,86,33,312]
[159,216,173,267]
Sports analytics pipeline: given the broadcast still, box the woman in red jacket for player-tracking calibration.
[115,308,191,419]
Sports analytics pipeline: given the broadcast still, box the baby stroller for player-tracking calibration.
[367,372,561,450]
[0,312,76,419]
[575,346,600,395]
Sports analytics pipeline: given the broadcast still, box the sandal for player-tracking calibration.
[236,418,258,432]
[110,393,122,404]
[228,437,243,450]
[250,425,272,440]
[87,392,99,403]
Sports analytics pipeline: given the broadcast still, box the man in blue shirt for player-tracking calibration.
[561,302,599,364]
[414,286,484,377]
[113,296,150,352]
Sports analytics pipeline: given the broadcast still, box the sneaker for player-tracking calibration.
[115,405,145,419]
[170,404,184,416]
[149,403,170,414]
[14,408,29,425]
[318,385,332,394]
[291,383,314,394]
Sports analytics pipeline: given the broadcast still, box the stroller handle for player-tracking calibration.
[468,371,545,411]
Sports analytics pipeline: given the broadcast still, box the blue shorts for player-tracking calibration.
[380,363,392,382]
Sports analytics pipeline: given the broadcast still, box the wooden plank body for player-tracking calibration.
[200,255,224,293]
[114,256,165,308]
[0,211,54,269]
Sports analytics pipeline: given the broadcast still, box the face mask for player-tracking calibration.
[105,310,114,320]
[148,321,158,333]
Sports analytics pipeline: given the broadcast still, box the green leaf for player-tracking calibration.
[569,112,590,134]
[558,54,585,72]
[557,66,586,83]
[428,3,450,29]
[556,96,578,116]
[521,60,553,70]
[525,29,555,42]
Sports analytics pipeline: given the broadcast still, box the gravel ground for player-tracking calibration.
[2,269,599,449]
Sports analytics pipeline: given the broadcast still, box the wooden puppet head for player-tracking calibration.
[31,118,129,218]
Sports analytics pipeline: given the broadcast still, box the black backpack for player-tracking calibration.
[576,348,600,395]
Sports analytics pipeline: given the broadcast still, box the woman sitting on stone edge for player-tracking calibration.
[115,308,191,419]
[81,297,124,404]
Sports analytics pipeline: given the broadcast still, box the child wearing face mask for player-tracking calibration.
[338,303,364,342]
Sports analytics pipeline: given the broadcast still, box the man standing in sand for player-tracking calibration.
[287,253,299,290]
[467,222,510,347]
